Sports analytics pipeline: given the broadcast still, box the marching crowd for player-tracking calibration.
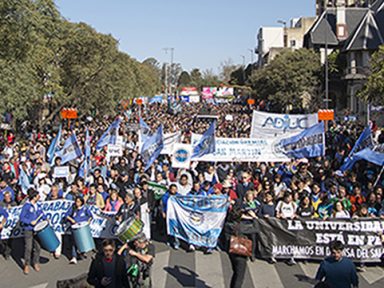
[0,102,383,287]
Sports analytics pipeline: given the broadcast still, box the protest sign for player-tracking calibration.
[172,144,192,169]
[191,134,290,162]
[107,144,123,158]
[250,111,318,138]
[53,166,70,178]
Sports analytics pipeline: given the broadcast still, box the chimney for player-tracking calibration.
[336,0,348,40]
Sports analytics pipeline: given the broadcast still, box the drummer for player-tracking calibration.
[19,188,46,275]
[64,196,92,264]
[115,190,140,224]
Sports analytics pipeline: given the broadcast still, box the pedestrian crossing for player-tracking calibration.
[152,243,384,288]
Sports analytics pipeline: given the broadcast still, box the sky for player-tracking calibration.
[55,0,315,73]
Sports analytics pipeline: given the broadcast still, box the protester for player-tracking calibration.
[315,240,359,288]
[19,188,46,274]
[118,233,155,288]
[87,239,129,288]
[65,196,92,264]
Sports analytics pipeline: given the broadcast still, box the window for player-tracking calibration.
[290,40,296,48]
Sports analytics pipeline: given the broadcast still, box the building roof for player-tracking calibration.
[343,9,384,51]
[305,0,384,52]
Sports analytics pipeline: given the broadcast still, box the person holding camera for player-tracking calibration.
[118,233,155,288]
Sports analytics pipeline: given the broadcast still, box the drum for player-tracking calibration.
[115,218,143,243]
[72,222,95,253]
[34,220,60,252]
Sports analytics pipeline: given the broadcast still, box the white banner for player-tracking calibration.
[160,132,182,155]
[191,134,290,162]
[0,200,129,240]
[250,111,318,138]
[172,144,192,169]
[107,144,123,158]
[53,166,70,178]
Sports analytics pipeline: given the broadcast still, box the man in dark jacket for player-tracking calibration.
[87,239,130,288]
[236,172,254,202]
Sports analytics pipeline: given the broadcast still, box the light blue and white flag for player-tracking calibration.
[351,144,384,167]
[18,167,31,194]
[96,118,122,150]
[167,195,229,248]
[141,125,164,171]
[55,132,83,164]
[47,125,62,163]
[192,121,216,158]
[340,126,373,172]
[149,95,163,104]
[139,118,151,142]
[277,122,325,159]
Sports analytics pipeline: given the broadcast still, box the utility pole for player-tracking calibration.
[163,48,175,97]
[241,55,246,84]
[248,48,254,76]
[324,9,329,109]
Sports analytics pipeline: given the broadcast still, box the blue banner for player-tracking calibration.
[167,195,229,248]
[141,125,164,171]
[192,121,216,158]
[277,122,325,159]
[340,126,372,172]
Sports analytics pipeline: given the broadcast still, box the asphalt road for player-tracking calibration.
[0,238,383,288]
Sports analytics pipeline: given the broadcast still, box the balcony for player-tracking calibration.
[343,66,371,80]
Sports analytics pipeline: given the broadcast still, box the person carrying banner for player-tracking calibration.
[0,204,10,260]
[118,233,155,288]
[315,240,359,288]
[65,196,92,264]
[19,188,47,275]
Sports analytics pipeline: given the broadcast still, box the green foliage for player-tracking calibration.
[249,49,322,112]
[178,71,191,87]
[0,0,161,128]
[358,46,384,106]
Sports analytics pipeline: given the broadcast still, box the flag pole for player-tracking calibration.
[374,165,384,187]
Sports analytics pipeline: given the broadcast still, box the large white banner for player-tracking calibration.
[191,134,290,162]
[250,111,318,138]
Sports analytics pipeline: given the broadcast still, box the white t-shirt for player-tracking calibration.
[276,201,297,218]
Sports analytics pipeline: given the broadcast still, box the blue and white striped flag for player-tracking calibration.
[96,118,122,150]
[55,132,83,164]
[47,125,62,163]
[167,195,229,248]
[18,167,31,195]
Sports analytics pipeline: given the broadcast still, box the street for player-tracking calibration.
[0,239,383,288]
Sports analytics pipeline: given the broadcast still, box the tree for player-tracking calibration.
[190,68,203,88]
[0,0,161,129]
[219,58,239,83]
[358,45,384,106]
[178,71,191,87]
[249,49,322,112]
[202,69,221,87]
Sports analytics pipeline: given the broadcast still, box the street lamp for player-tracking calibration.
[163,47,175,97]
[277,20,287,48]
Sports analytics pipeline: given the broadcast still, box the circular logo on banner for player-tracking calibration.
[189,211,204,226]
[175,148,189,163]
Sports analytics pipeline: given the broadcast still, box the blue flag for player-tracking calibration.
[55,132,83,164]
[18,167,31,195]
[141,125,164,171]
[349,144,384,168]
[47,125,62,163]
[96,118,122,150]
[139,118,151,144]
[192,121,216,158]
[340,126,372,172]
[277,122,325,159]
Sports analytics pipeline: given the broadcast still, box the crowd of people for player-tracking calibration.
[0,101,383,287]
